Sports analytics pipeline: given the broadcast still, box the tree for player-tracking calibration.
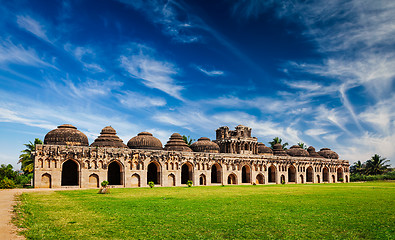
[297,142,307,150]
[269,137,288,150]
[365,154,390,175]
[19,138,43,175]
[182,135,195,147]
[350,160,365,174]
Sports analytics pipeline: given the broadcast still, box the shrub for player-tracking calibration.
[0,177,16,189]
[101,181,109,187]
[98,181,110,194]
[186,180,193,187]
[339,178,344,182]
[148,181,155,188]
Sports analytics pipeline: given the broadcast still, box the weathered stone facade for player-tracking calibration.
[33,125,350,188]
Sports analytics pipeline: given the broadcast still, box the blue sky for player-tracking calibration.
[1,0,394,168]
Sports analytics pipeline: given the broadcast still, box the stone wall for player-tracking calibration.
[33,144,350,188]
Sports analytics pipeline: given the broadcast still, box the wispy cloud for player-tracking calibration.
[16,15,51,43]
[0,39,56,68]
[117,91,166,108]
[64,43,105,73]
[120,43,184,100]
[195,65,224,77]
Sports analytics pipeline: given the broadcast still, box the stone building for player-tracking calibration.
[33,124,350,188]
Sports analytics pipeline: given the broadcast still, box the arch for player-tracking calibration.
[98,160,103,169]
[211,163,222,184]
[241,165,251,183]
[168,174,175,186]
[332,175,336,183]
[317,175,320,183]
[147,161,161,185]
[268,165,276,183]
[345,175,349,183]
[108,161,122,185]
[41,173,51,188]
[306,166,313,183]
[38,158,43,168]
[300,174,304,183]
[181,162,193,184]
[199,174,206,185]
[322,167,329,182]
[280,174,285,184]
[170,162,174,170]
[46,159,50,168]
[89,174,99,188]
[227,173,237,184]
[288,165,296,183]
[337,167,344,182]
[256,174,264,184]
[131,174,141,187]
[61,159,79,186]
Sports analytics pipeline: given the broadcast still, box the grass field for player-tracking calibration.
[14,182,395,239]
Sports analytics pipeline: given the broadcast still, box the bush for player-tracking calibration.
[101,181,109,187]
[339,178,344,182]
[350,171,395,182]
[0,177,16,189]
[98,181,110,194]
[148,181,155,188]
[186,180,193,187]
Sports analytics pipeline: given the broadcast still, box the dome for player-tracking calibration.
[307,146,323,158]
[127,132,163,150]
[258,143,273,154]
[44,124,89,146]
[318,148,339,159]
[164,133,192,152]
[90,126,127,148]
[190,137,220,153]
[272,143,288,156]
[287,145,309,157]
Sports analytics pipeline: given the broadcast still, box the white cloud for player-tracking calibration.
[195,65,224,76]
[16,15,51,42]
[64,44,105,72]
[117,91,166,108]
[120,43,184,100]
[0,39,56,68]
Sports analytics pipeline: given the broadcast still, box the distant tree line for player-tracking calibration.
[350,154,394,181]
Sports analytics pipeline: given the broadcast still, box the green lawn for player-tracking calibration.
[14,182,395,239]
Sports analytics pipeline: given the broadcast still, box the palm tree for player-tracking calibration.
[364,154,390,175]
[182,135,195,147]
[350,160,365,174]
[19,138,43,175]
[269,137,289,150]
[297,142,307,150]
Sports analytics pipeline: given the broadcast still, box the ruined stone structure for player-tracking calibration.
[33,124,350,188]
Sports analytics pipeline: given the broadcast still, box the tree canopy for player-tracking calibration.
[19,138,43,175]
[269,137,289,150]
[182,135,195,147]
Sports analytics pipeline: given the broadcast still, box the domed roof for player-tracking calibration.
[258,143,273,154]
[272,143,288,156]
[44,124,89,146]
[318,148,339,159]
[164,133,192,152]
[127,132,163,150]
[287,145,309,157]
[190,137,220,153]
[90,126,127,148]
[307,146,323,158]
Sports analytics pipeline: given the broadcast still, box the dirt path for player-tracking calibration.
[0,189,25,240]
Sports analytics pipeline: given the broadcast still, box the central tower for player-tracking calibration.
[215,125,258,154]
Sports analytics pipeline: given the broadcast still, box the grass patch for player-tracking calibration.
[15,182,395,239]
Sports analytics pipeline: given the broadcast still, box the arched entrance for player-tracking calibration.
[317,175,320,183]
[256,174,264,184]
[288,165,296,183]
[89,174,99,188]
[306,166,313,182]
[345,175,349,183]
[300,174,304,183]
[168,174,175,186]
[241,165,251,183]
[332,175,336,183]
[147,161,160,185]
[41,173,51,188]
[211,163,221,183]
[337,168,344,182]
[131,174,140,187]
[199,174,206,185]
[280,174,285,184]
[323,167,329,182]
[61,160,79,186]
[108,161,122,185]
[181,162,193,184]
[228,173,237,184]
[268,165,276,183]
